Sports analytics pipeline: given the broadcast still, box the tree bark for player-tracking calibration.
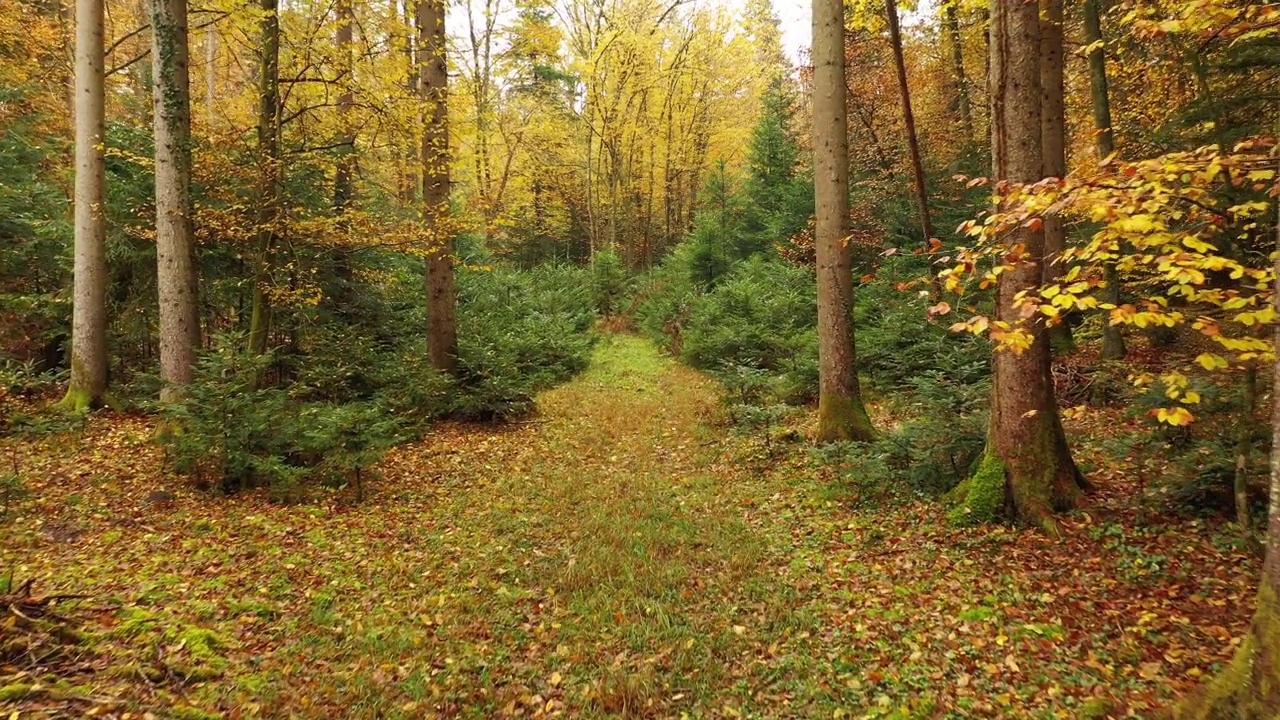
[1173,162,1280,719]
[419,0,457,374]
[248,0,280,357]
[944,0,973,141]
[333,0,354,214]
[204,23,215,123]
[812,0,873,443]
[1040,0,1072,351]
[150,0,200,400]
[1234,363,1257,537]
[954,0,1083,533]
[401,0,418,204]
[1083,0,1126,361]
[885,0,939,293]
[61,0,108,411]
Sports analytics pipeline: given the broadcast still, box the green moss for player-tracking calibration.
[956,605,995,622]
[177,628,227,668]
[0,682,34,701]
[947,450,1005,526]
[1080,696,1111,719]
[114,606,161,638]
[816,392,875,443]
[55,385,94,413]
[1174,583,1280,720]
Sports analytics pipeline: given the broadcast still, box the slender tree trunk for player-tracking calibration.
[419,0,456,374]
[1234,363,1257,537]
[954,0,1083,533]
[61,0,75,121]
[812,0,874,443]
[204,23,215,122]
[885,0,939,293]
[1084,0,1126,361]
[248,0,280,356]
[401,0,418,204]
[1040,0,1072,350]
[1174,161,1280,719]
[150,0,200,400]
[944,0,973,141]
[61,0,108,411]
[333,0,354,214]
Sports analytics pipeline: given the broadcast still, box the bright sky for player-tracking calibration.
[732,0,939,65]
[774,0,811,64]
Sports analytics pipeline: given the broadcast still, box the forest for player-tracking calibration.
[2,0,1280,717]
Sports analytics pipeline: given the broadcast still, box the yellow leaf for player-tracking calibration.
[1196,353,1228,370]
[1156,407,1195,426]
[1182,391,1201,404]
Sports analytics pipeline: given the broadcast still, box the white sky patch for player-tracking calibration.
[717,0,940,67]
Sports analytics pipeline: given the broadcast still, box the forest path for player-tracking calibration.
[5,335,1259,719]
[349,333,832,716]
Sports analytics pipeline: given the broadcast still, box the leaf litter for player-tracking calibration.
[0,336,1258,718]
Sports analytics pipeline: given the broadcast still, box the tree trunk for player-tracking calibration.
[885,0,939,294]
[1084,0,1126,361]
[150,0,200,401]
[419,0,456,374]
[944,0,973,142]
[952,0,1083,533]
[1234,363,1257,537]
[333,0,354,214]
[248,0,280,357]
[812,0,874,443]
[1173,176,1280,719]
[204,23,215,123]
[61,0,108,411]
[1040,0,1072,351]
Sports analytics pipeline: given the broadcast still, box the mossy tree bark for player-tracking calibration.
[419,0,457,375]
[812,0,873,444]
[62,0,108,412]
[248,0,280,357]
[150,0,200,401]
[1083,0,1127,362]
[957,0,1083,533]
[1039,0,1072,352]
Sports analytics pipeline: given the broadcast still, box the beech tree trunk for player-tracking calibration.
[1083,0,1127,361]
[150,0,200,400]
[944,0,973,141]
[1173,173,1280,719]
[812,0,873,443]
[885,0,938,291]
[1039,0,1072,350]
[248,0,280,356]
[62,0,108,411]
[419,0,457,374]
[953,0,1083,533]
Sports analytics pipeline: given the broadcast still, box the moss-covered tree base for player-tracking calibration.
[1173,584,1280,720]
[947,450,1006,526]
[816,392,875,443]
[54,385,99,414]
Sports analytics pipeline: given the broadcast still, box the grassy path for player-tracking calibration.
[3,335,1261,718]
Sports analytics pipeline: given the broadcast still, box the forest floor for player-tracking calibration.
[0,335,1263,719]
